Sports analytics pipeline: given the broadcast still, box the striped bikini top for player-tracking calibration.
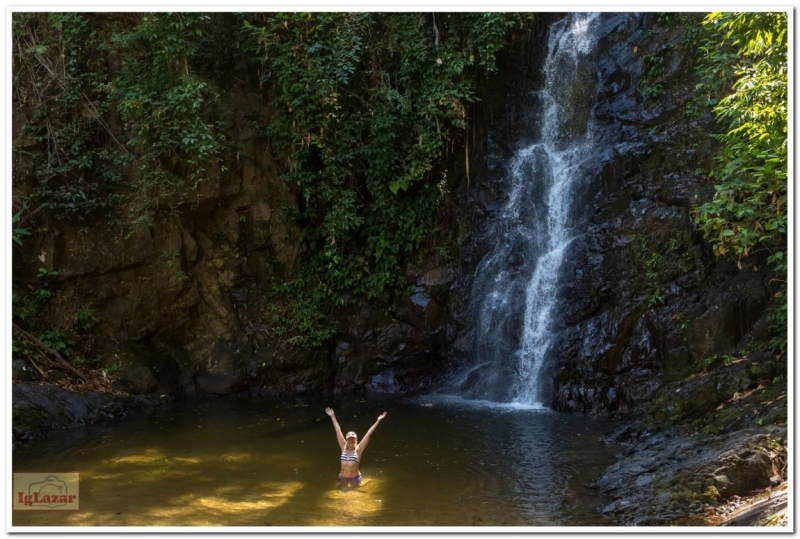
[341,447,359,462]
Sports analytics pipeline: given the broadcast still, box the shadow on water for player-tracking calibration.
[14,396,619,527]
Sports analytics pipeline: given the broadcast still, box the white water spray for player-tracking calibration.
[512,13,599,405]
[453,14,600,406]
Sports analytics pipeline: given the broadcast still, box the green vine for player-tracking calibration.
[693,12,788,352]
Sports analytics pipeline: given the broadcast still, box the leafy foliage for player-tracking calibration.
[13,13,130,225]
[12,209,32,246]
[12,279,101,371]
[640,53,665,101]
[244,13,522,344]
[112,13,227,224]
[40,329,74,357]
[13,12,525,349]
[693,12,787,350]
[13,13,227,229]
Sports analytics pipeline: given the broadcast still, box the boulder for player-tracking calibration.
[113,364,158,395]
[13,383,153,442]
[13,359,36,382]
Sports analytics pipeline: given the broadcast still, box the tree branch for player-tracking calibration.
[13,323,88,382]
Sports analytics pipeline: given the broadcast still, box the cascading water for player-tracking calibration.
[449,13,601,407]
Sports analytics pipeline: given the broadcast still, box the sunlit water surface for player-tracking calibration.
[14,395,619,527]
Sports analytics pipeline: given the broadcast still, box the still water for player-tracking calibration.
[14,395,619,527]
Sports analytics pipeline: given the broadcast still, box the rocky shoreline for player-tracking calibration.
[595,422,786,526]
[12,382,159,444]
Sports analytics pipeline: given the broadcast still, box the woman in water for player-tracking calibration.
[325,407,387,487]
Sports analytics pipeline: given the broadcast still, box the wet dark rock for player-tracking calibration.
[13,383,155,443]
[113,363,158,395]
[535,13,774,420]
[327,249,453,393]
[596,426,785,525]
[635,474,655,487]
[367,370,399,392]
[419,267,456,287]
[13,359,36,382]
[410,287,430,308]
[706,445,775,498]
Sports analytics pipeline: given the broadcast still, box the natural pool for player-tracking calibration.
[14,395,620,527]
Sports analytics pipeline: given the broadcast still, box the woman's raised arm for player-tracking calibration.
[325,407,346,449]
[356,412,387,454]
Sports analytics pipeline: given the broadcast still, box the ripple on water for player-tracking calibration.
[412,394,550,412]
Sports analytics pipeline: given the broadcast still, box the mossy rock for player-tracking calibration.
[113,364,158,395]
[699,484,721,504]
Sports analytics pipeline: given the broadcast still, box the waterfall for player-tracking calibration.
[450,14,601,406]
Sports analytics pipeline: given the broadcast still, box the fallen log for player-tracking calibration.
[722,491,788,526]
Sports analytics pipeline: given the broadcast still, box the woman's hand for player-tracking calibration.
[325,407,335,417]
[356,411,387,451]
